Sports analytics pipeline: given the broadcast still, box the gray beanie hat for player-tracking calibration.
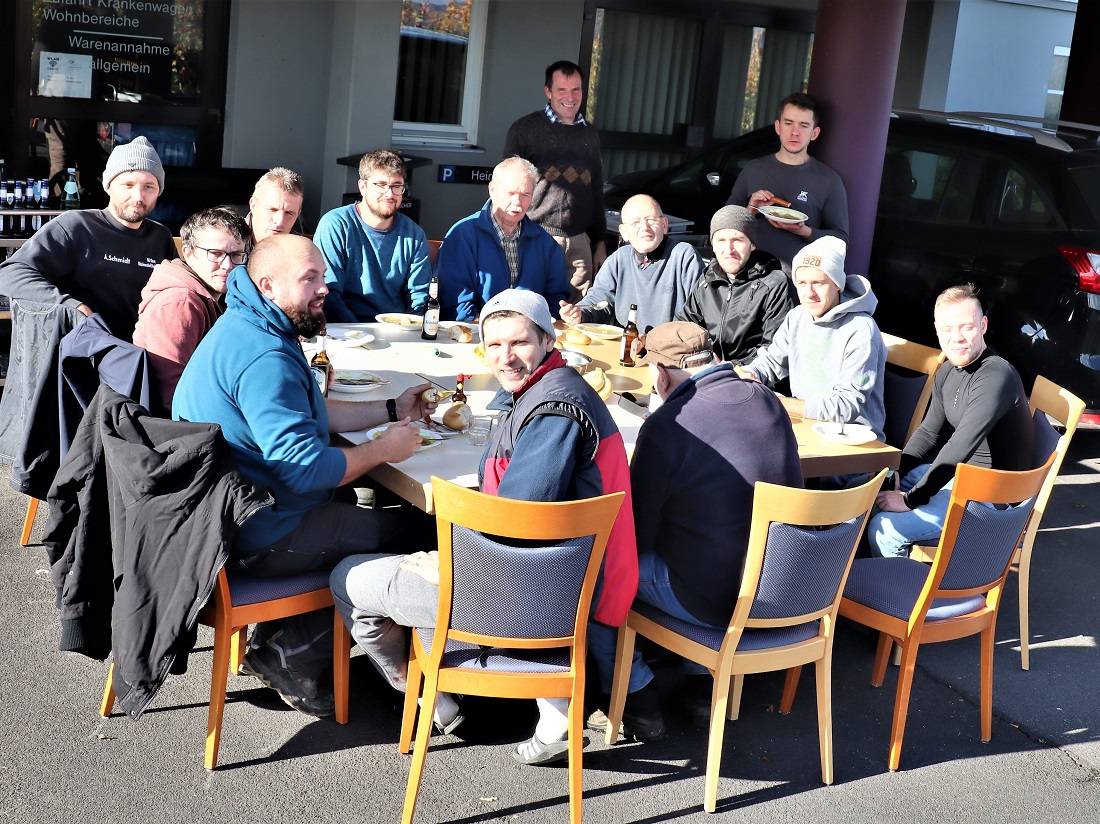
[479,288,557,341]
[709,205,756,242]
[102,136,165,192]
[793,236,848,291]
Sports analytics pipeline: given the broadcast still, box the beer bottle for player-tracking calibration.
[453,374,468,404]
[619,304,639,367]
[421,276,440,340]
[310,333,331,396]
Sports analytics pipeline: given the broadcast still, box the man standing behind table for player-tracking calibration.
[173,234,438,717]
[676,205,794,364]
[586,321,802,729]
[437,157,569,321]
[726,93,849,271]
[0,136,176,341]
[314,149,430,322]
[869,284,1033,558]
[503,60,607,302]
[739,236,886,440]
[246,167,305,247]
[133,206,249,415]
[559,195,701,335]
[331,289,656,766]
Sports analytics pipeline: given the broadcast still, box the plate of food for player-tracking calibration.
[375,312,424,330]
[439,321,479,343]
[811,422,878,445]
[574,322,624,340]
[757,204,809,224]
[324,327,375,347]
[332,369,388,394]
[364,425,443,450]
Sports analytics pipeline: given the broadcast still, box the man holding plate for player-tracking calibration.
[174,234,438,718]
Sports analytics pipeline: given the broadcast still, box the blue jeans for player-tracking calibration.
[587,551,722,693]
[868,463,952,558]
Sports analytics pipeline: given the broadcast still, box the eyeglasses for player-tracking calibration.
[625,216,663,231]
[193,246,248,266]
[366,180,407,196]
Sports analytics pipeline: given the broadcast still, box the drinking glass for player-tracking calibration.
[468,415,491,446]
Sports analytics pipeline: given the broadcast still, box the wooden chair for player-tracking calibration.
[20,497,40,546]
[839,455,1054,771]
[100,567,341,769]
[1014,376,1084,669]
[880,332,945,448]
[392,478,623,824]
[606,471,885,814]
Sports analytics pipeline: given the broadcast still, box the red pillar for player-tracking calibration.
[807,0,907,276]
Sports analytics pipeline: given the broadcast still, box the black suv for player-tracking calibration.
[604,109,1100,421]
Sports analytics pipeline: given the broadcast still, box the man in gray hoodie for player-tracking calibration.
[738,236,886,441]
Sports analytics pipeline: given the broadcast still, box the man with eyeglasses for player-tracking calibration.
[559,195,701,335]
[313,149,431,322]
[133,206,250,414]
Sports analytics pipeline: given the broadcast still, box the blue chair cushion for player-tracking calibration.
[843,558,986,621]
[227,569,332,607]
[632,601,819,652]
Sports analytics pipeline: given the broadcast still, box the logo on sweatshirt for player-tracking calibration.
[103,254,131,264]
[138,257,156,269]
[797,191,809,202]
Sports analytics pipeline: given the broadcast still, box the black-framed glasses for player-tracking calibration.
[366,180,407,196]
[193,246,248,266]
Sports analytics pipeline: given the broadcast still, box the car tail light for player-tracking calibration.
[1057,246,1100,294]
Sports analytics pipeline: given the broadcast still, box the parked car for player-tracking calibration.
[604,109,1100,422]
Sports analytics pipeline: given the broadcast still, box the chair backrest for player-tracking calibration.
[428,477,624,653]
[881,333,945,448]
[726,471,886,647]
[1020,376,1085,553]
[919,456,1054,608]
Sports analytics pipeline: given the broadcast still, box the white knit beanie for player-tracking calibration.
[793,236,847,291]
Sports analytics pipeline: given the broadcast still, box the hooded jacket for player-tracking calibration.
[132,258,224,415]
[744,274,887,440]
[42,385,272,718]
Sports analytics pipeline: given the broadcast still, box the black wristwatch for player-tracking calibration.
[386,398,398,422]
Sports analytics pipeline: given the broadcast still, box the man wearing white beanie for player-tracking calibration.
[0,135,175,341]
[739,236,887,442]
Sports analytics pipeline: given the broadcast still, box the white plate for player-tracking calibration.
[325,328,375,347]
[574,322,624,340]
[439,321,480,341]
[811,422,878,445]
[376,312,424,330]
[757,205,809,224]
[364,425,443,450]
[332,370,387,394]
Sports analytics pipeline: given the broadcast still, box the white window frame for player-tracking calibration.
[392,0,488,149]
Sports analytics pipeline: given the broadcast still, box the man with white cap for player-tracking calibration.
[676,204,794,364]
[739,235,886,441]
[331,289,652,766]
[0,136,176,340]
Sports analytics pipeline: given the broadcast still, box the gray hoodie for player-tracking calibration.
[744,274,886,439]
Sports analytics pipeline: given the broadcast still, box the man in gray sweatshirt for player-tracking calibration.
[739,236,886,441]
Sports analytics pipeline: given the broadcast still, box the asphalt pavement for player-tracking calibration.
[1,432,1098,823]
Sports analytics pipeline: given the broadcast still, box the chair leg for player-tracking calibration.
[815,656,834,785]
[401,672,438,824]
[567,685,584,824]
[99,661,117,717]
[871,632,893,687]
[980,624,995,742]
[1018,561,1031,671]
[605,624,635,745]
[726,674,744,721]
[779,666,802,714]
[334,611,351,724]
[20,498,39,547]
[886,639,920,771]
[230,628,247,675]
[204,621,234,770]
[704,670,733,813]
[399,644,422,754]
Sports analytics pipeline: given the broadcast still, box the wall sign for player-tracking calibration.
[437,164,495,184]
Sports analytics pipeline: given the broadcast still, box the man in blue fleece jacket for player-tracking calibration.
[437,157,569,321]
[174,234,438,716]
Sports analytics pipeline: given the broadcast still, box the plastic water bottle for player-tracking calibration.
[40,178,50,208]
[0,180,9,239]
[62,168,80,210]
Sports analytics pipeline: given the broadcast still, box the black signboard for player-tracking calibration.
[437,164,495,185]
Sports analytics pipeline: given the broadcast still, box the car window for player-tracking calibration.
[995,166,1057,227]
[936,154,983,223]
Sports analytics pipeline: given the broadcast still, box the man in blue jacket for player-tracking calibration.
[437,157,569,321]
[174,234,438,716]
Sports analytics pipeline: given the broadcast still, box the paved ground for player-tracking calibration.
[1,432,1098,823]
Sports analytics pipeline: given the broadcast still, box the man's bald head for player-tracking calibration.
[247,234,328,338]
[619,194,667,255]
[248,234,315,284]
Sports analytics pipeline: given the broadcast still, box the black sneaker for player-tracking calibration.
[683,675,713,730]
[240,644,336,718]
[587,686,666,742]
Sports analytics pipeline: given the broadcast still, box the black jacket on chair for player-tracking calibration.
[42,385,273,719]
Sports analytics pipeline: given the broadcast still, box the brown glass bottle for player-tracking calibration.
[619,304,639,367]
[310,333,331,396]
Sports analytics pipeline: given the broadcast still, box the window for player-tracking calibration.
[392,0,488,148]
[996,167,1056,227]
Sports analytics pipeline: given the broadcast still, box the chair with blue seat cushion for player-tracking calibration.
[395,477,624,824]
[605,471,885,814]
[880,333,945,449]
[100,567,338,769]
[839,455,1054,771]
